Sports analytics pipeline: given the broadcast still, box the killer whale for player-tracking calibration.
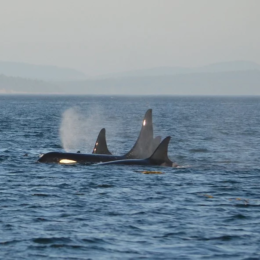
[98,136,178,167]
[39,137,177,167]
[92,109,159,158]
[39,109,155,164]
[38,151,123,164]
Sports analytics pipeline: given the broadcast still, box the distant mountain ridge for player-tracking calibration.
[0,74,59,94]
[95,61,260,79]
[1,70,259,96]
[0,60,259,81]
[0,60,259,95]
[0,61,87,81]
[58,70,260,95]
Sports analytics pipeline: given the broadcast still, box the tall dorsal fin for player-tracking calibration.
[149,136,173,166]
[124,109,153,159]
[92,128,112,155]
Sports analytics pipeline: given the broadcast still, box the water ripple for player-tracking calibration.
[1,96,260,259]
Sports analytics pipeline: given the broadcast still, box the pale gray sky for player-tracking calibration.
[0,0,259,76]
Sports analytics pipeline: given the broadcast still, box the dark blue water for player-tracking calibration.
[1,95,260,259]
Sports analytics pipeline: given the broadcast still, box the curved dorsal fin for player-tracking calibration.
[92,128,112,155]
[124,109,153,159]
[149,136,173,166]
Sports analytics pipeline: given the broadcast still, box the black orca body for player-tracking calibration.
[39,109,155,164]
[38,151,124,164]
[99,137,178,167]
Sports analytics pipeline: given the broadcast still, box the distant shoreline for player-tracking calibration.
[1,93,259,98]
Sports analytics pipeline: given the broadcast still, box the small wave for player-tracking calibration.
[81,237,108,244]
[50,244,82,249]
[0,239,22,245]
[189,148,209,153]
[32,193,50,197]
[201,235,242,241]
[34,217,49,222]
[227,213,248,220]
[130,211,146,215]
[97,184,114,188]
[33,237,72,244]
[0,155,10,162]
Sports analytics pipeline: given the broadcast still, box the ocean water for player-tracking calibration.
[0,95,260,259]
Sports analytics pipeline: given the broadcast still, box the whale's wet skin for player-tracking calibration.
[1,95,260,259]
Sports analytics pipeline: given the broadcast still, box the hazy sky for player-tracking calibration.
[0,0,259,76]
